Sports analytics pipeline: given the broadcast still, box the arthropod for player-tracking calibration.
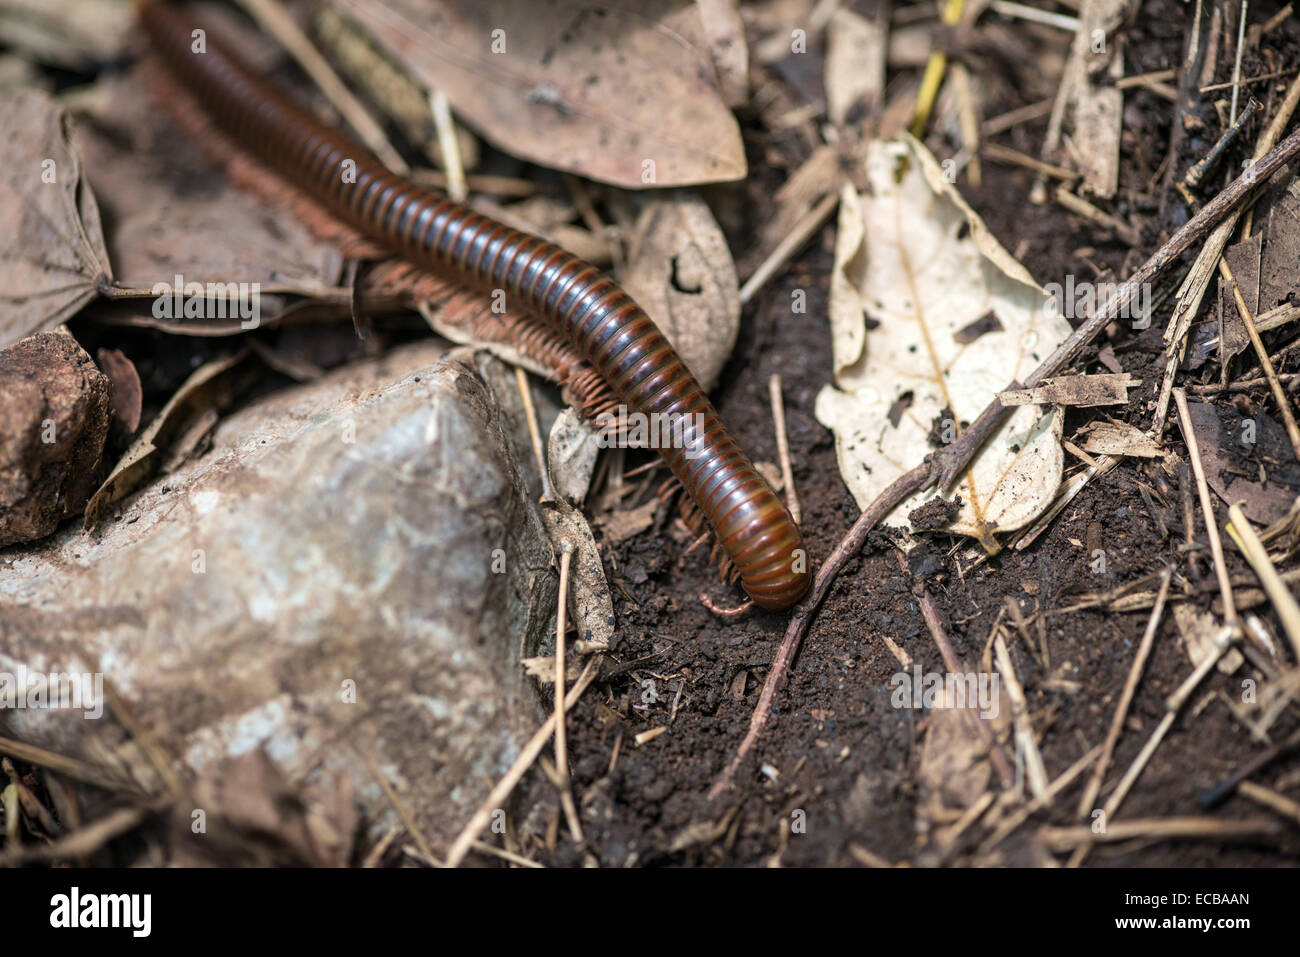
[138,0,811,610]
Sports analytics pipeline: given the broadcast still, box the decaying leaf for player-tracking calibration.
[824,6,885,127]
[1217,233,1261,365]
[547,407,602,506]
[0,89,112,348]
[73,70,347,312]
[623,189,740,392]
[330,0,746,188]
[1255,172,1300,313]
[597,499,659,544]
[171,749,359,867]
[1173,603,1243,675]
[83,350,251,526]
[539,499,615,651]
[0,0,132,68]
[96,347,143,434]
[0,328,111,546]
[694,0,749,108]
[814,136,1071,544]
[1075,420,1162,458]
[998,373,1140,408]
[1184,400,1300,526]
[917,684,996,829]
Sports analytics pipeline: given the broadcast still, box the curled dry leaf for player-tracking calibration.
[1173,604,1244,675]
[330,0,746,188]
[814,137,1071,545]
[597,499,659,544]
[83,350,251,527]
[622,189,740,392]
[0,89,112,349]
[96,347,143,434]
[539,499,616,651]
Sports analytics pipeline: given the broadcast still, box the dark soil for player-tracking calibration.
[522,0,1300,867]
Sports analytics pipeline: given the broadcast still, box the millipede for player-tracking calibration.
[137,0,812,611]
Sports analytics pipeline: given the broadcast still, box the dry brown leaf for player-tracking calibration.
[1184,400,1300,526]
[694,0,748,108]
[540,499,615,649]
[917,685,995,826]
[96,347,142,434]
[597,499,659,544]
[0,89,112,349]
[83,350,251,526]
[547,407,602,505]
[72,70,347,310]
[331,0,745,188]
[1217,233,1261,365]
[172,749,358,867]
[623,189,739,392]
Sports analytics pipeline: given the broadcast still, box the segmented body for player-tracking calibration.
[140,1,811,610]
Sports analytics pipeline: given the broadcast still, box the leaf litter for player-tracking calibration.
[815,135,1072,546]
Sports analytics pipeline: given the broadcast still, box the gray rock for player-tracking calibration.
[0,342,555,852]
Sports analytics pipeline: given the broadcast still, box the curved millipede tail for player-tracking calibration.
[139,1,812,611]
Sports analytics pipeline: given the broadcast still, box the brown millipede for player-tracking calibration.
[138,1,812,611]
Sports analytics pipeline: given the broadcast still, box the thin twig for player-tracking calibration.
[514,366,554,501]
[1218,259,1300,461]
[445,659,598,867]
[1237,780,1300,824]
[1226,503,1300,660]
[993,632,1047,796]
[552,540,583,843]
[1045,816,1278,851]
[234,0,408,174]
[429,89,467,202]
[1229,1,1249,125]
[1174,388,1239,627]
[739,191,839,305]
[768,374,801,524]
[1076,567,1173,818]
